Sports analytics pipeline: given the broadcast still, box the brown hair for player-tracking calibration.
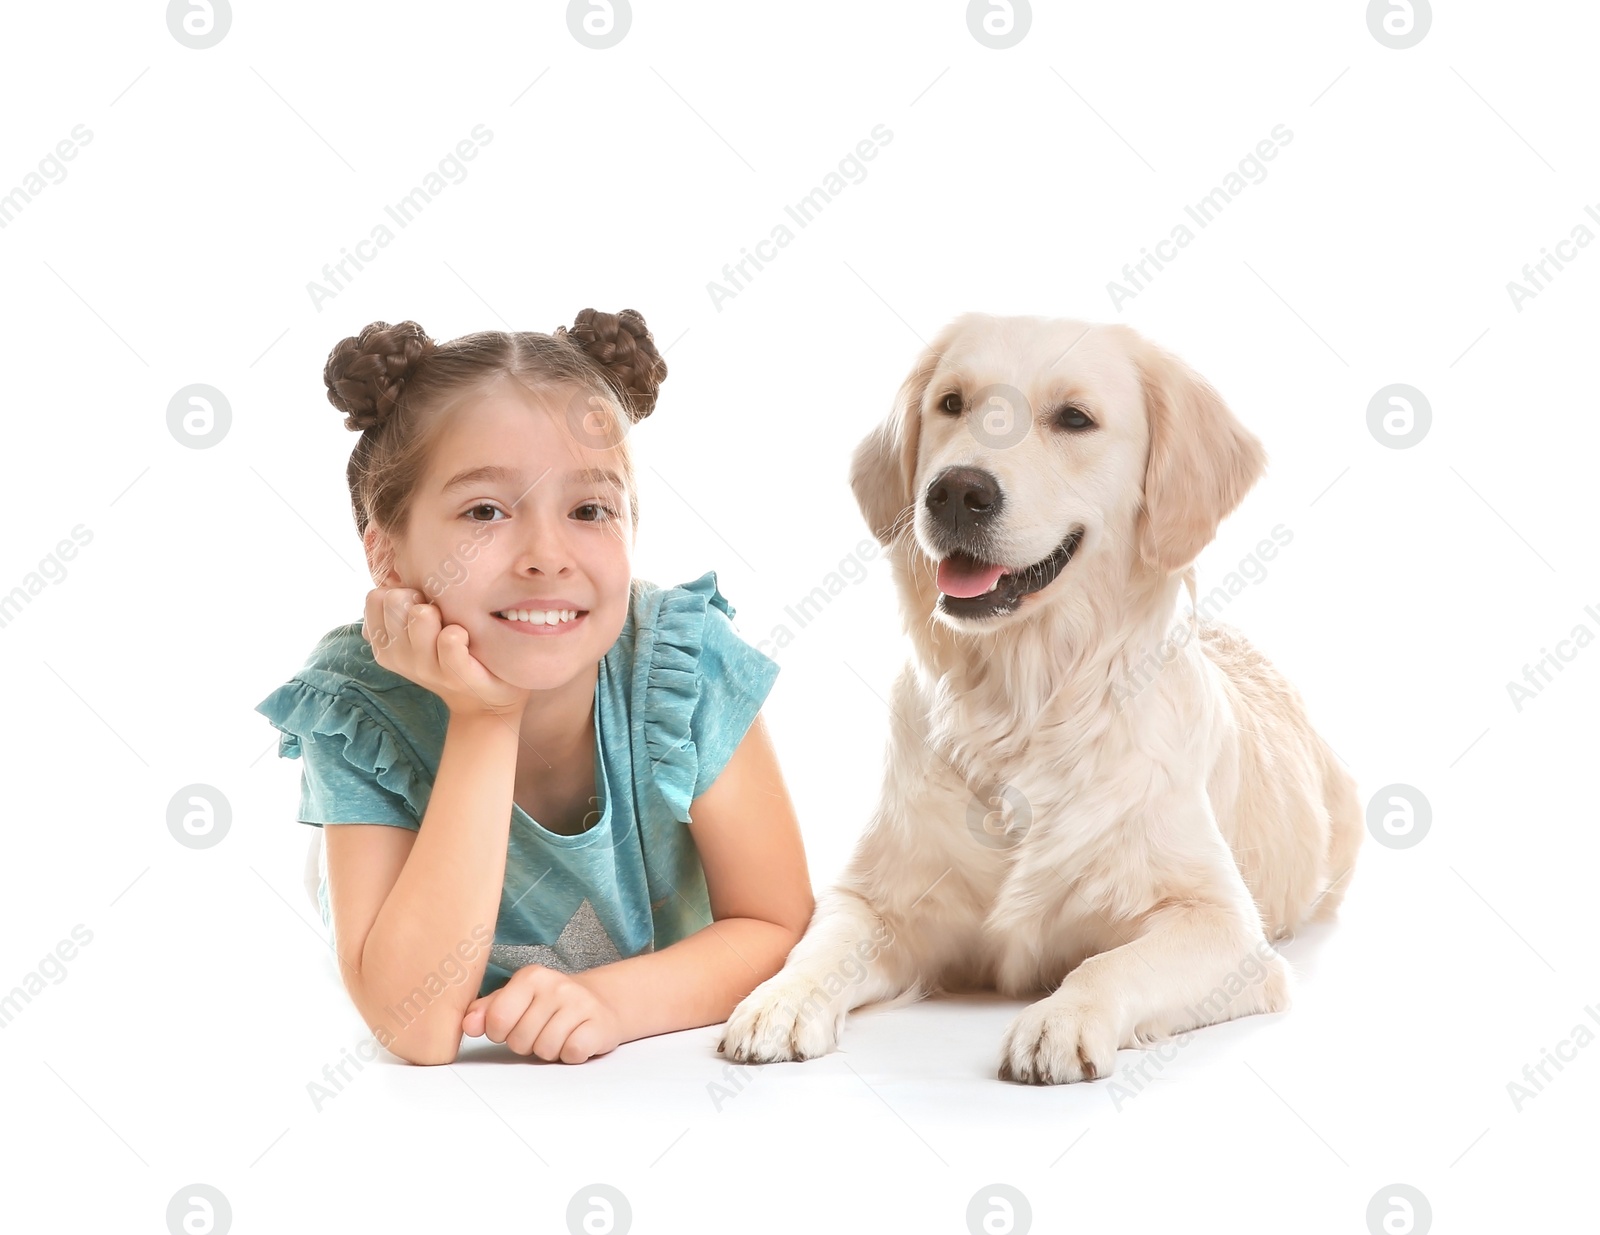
[323,309,667,550]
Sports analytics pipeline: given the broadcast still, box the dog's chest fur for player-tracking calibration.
[915,606,1219,900]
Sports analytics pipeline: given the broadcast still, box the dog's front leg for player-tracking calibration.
[720,665,966,1063]
[717,885,913,1063]
[996,847,1292,1085]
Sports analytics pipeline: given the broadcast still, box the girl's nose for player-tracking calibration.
[513,515,576,574]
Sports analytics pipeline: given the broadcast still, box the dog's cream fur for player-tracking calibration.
[718,314,1363,1084]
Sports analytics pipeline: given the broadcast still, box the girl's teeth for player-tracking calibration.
[501,609,577,625]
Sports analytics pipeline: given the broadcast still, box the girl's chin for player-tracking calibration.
[481,645,598,693]
[489,650,583,676]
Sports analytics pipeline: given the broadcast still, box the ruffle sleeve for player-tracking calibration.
[254,678,430,828]
[641,571,780,824]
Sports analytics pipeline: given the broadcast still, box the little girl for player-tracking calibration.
[255,310,813,1067]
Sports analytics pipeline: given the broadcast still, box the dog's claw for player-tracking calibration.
[998,993,1120,1085]
[719,976,842,1064]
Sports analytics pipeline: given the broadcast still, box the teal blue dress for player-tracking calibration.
[253,571,779,998]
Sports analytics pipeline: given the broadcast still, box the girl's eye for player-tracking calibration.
[466,503,505,522]
[574,503,617,522]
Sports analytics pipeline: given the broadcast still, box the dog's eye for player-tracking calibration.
[1054,405,1096,432]
[939,391,963,415]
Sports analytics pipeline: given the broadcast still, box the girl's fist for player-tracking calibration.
[462,966,622,1064]
[361,587,528,718]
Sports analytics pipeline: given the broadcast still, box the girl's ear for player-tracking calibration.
[363,524,403,588]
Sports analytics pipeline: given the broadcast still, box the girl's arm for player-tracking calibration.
[330,711,519,1065]
[571,711,814,1043]
[330,588,532,1065]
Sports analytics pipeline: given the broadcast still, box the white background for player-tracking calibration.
[1,1,1595,1232]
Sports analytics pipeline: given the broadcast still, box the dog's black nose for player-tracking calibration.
[925,466,1003,539]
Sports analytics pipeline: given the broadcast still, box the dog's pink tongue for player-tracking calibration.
[936,556,1006,598]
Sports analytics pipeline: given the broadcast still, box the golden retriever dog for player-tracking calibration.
[718,314,1363,1084]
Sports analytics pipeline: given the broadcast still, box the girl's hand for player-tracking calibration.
[361,587,529,719]
[462,966,623,1063]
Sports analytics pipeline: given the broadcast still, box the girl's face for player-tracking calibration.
[369,378,635,693]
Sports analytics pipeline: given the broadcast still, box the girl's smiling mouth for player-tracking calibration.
[493,604,589,632]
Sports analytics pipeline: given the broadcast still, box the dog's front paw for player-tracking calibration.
[998,992,1123,1085]
[717,973,842,1063]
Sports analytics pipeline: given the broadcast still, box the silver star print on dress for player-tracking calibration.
[489,898,649,974]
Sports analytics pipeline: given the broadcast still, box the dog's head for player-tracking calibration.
[850,314,1266,630]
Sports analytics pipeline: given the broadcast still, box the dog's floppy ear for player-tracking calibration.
[850,344,941,546]
[1130,331,1267,575]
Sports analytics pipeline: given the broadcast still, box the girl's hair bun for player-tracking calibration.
[557,308,668,423]
[324,320,437,432]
